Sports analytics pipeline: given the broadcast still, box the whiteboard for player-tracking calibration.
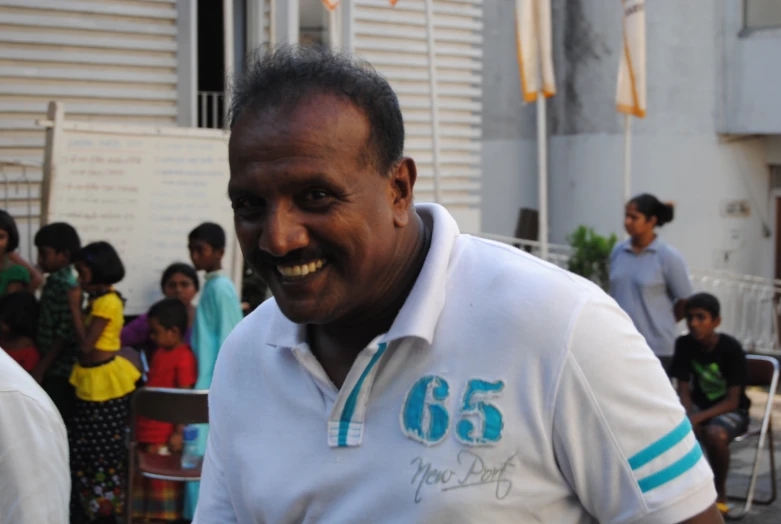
[40,103,242,316]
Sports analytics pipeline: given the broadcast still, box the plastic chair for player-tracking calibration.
[728,355,779,519]
[125,387,209,524]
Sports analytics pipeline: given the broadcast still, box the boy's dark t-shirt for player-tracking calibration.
[670,333,751,411]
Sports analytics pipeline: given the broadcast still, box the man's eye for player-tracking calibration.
[304,190,329,201]
[232,197,265,216]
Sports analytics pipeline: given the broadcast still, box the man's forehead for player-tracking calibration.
[231,93,370,151]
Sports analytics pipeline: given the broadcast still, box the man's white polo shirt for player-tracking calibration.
[0,350,70,523]
[195,204,716,523]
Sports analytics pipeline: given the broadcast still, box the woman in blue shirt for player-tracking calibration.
[609,194,692,369]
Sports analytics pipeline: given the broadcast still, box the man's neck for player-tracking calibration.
[308,214,432,384]
[698,333,720,352]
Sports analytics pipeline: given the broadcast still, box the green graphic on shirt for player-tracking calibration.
[692,361,726,401]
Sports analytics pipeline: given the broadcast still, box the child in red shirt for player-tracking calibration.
[0,291,40,373]
[132,298,197,523]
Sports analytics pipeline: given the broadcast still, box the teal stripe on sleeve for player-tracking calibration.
[628,417,692,470]
[637,442,703,493]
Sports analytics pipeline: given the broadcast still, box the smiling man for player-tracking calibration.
[193,47,723,524]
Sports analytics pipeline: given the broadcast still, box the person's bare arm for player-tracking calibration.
[81,317,109,354]
[67,287,85,343]
[689,386,741,427]
[7,252,43,291]
[680,503,723,523]
[674,298,688,323]
[676,380,693,414]
[31,339,63,384]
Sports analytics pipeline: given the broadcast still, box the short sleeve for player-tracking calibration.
[176,348,198,388]
[668,338,691,382]
[91,294,122,321]
[722,339,748,388]
[5,264,30,285]
[553,296,715,523]
[662,247,692,302]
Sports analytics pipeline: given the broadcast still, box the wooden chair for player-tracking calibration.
[728,355,778,519]
[125,387,209,524]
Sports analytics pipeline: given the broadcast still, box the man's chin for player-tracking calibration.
[274,297,332,325]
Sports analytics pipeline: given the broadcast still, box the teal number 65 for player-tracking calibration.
[401,376,505,446]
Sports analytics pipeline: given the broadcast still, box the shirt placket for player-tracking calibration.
[291,337,390,448]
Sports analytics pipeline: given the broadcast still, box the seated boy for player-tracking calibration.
[670,292,751,514]
[133,297,197,523]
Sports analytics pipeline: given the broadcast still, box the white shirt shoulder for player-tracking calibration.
[0,350,70,524]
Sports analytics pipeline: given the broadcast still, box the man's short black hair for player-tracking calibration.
[74,241,125,286]
[0,291,39,339]
[161,262,200,293]
[685,293,720,319]
[189,222,226,250]
[229,45,405,175]
[148,297,188,335]
[35,222,81,259]
[0,209,20,253]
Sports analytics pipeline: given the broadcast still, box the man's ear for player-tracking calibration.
[714,316,722,329]
[390,157,417,228]
[216,247,226,259]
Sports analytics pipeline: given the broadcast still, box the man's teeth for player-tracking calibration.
[277,259,325,278]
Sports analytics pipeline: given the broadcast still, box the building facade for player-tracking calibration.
[0,0,483,258]
[482,0,781,279]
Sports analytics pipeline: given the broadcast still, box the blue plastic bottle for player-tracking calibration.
[181,424,200,469]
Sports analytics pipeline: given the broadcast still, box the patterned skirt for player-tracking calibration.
[132,444,183,521]
[70,394,131,521]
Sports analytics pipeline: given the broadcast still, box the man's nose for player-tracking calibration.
[259,206,308,257]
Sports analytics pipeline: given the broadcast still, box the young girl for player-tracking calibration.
[0,291,40,372]
[69,241,140,522]
[609,193,692,370]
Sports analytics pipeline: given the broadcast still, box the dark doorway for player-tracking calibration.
[197,0,225,128]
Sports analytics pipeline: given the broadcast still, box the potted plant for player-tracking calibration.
[566,225,617,291]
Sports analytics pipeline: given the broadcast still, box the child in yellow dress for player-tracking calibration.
[69,241,140,522]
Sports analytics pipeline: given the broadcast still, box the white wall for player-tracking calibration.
[721,1,781,134]
[481,0,775,277]
[480,0,537,236]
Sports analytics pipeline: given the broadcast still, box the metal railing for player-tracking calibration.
[197,91,225,129]
[477,233,781,356]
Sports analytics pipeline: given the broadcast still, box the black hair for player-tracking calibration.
[0,209,20,253]
[0,291,39,339]
[629,193,675,227]
[685,293,721,319]
[160,262,200,293]
[34,222,82,259]
[74,241,125,285]
[189,222,226,250]
[148,297,188,335]
[229,45,405,175]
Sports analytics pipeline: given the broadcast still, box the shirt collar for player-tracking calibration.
[264,203,459,350]
[205,270,224,280]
